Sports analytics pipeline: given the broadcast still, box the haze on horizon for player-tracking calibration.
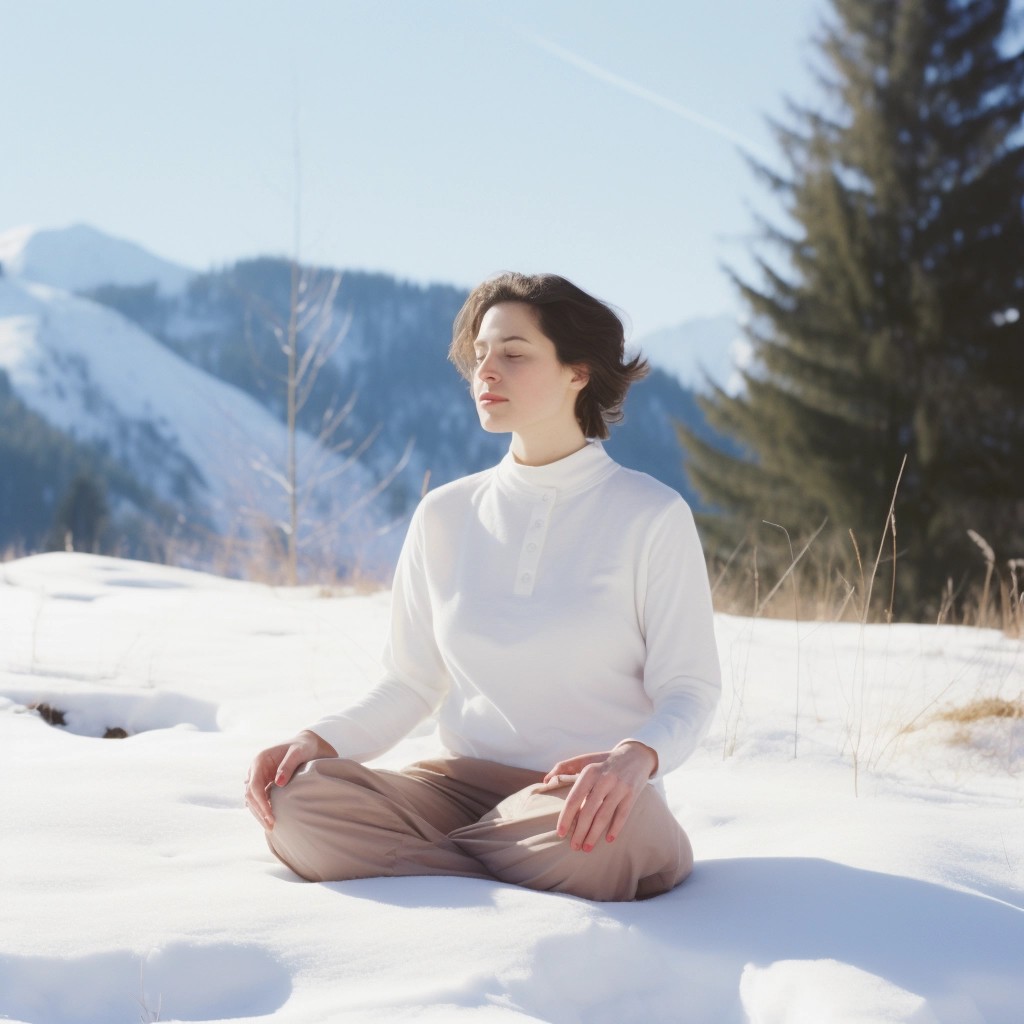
[0,0,827,338]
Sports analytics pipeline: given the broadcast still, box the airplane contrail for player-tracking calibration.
[527,32,774,165]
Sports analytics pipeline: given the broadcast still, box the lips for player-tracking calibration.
[478,392,508,404]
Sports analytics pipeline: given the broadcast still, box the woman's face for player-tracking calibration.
[472,302,587,444]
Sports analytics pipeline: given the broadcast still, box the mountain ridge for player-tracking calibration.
[0,223,195,296]
[0,225,735,578]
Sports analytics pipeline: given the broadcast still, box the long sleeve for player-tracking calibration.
[307,444,721,778]
[307,503,451,761]
[623,499,721,777]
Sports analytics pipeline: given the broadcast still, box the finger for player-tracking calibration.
[605,799,634,844]
[555,777,589,838]
[536,773,576,792]
[564,773,610,849]
[581,789,627,851]
[274,744,308,787]
[546,752,612,783]
[245,756,278,824]
[245,784,274,829]
[568,790,605,851]
[544,758,581,783]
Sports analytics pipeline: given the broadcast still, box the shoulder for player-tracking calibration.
[604,462,695,522]
[410,466,496,532]
[420,466,494,508]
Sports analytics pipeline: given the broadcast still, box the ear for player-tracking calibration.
[569,365,589,390]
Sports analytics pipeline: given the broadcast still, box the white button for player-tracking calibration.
[520,572,532,582]
[532,519,544,528]
[541,494,551,503]
[526,542,538,552]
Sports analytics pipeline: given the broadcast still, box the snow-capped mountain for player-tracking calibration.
[0,224,195,296]
[0,274,383,573]
[0,224,727,575]
[633,314,750,395]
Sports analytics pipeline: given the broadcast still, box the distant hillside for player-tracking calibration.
[86,257,715,511]
[0,369,177,557]
[0,224,734,576]
[0,275,381,576]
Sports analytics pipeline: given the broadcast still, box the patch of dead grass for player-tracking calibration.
[933,697,1024,725]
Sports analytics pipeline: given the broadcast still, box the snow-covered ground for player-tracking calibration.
[1,553,1021,1024]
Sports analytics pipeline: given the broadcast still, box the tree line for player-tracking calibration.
[681,0,1024,620]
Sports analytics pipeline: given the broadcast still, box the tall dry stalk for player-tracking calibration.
[1007,559,1024,637]
[845,455,907,795]
[761,520,824,759]
[967,529,996,625]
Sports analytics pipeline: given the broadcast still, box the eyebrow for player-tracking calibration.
[473,334,533,348]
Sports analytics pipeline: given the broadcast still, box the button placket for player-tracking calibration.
[513,487,555,596]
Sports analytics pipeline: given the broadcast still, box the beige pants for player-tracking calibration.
[266,755,693,902]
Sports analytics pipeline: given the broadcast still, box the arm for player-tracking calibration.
[245,502,450,829]
[623,498,722,776]
[545,498,721,849]
[306,499,450,759]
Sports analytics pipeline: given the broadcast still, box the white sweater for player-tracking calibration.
[309,442,721,778]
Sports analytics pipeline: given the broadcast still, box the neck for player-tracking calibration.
[511,428,588,467]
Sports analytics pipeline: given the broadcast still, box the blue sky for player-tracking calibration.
[1,0,825,337]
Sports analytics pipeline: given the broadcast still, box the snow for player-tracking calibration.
[1,552,1021,1024]
[0,224,195,297]
[0,277,384,565]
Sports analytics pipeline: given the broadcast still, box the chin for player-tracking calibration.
[478,418,510,434]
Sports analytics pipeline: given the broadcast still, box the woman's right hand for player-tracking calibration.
[244,729,337,830]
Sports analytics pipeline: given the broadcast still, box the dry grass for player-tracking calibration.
[933,697,1024,725]
[1,543,27,563]
[907,696,1024,767]
[709,529,1023,638]
[708,498,1023,791]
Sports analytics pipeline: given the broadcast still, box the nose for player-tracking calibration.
[475,350,499,383]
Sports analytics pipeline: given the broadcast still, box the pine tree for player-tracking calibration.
[683,0,1024,619]
[50,474,109,553]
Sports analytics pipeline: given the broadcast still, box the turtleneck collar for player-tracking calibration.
[495,440,618,498]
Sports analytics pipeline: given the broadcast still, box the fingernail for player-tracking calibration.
[583,843,593,853]
[572,842,580,851]
[607,835,616,843]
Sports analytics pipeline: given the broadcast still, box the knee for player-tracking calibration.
[267,758,321,822]
[264,758,362,881]
[461,783,693,902]
[267,757,366,834]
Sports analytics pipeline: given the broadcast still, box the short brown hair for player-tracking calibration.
[449,272,648,440]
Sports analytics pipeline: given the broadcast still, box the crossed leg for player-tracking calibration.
[266,756,693,902]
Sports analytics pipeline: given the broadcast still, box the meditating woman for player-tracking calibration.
[244,272,721,901]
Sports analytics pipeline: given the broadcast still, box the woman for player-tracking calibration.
[245,272,721,901]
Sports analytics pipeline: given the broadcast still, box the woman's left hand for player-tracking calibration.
[543,742,658,852]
